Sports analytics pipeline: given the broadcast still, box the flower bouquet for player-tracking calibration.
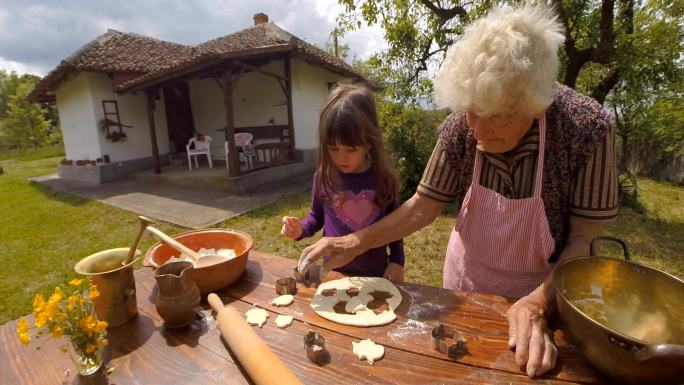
[16,278,108,375]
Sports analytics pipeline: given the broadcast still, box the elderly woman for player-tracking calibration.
[298,4,617,378]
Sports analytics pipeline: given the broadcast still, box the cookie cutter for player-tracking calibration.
[294,267,311,284]
[275,277,297,295]
[431,324,468,361]
[304,330,329,365]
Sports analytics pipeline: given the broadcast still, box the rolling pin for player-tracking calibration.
[207,293,303,385]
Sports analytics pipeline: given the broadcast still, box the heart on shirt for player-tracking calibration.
[333,190,379,231]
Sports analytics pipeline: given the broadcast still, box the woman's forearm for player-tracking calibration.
[532,216,604,313]
[356,192,445,254]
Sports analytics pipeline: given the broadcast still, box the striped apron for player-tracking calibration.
[443,113,555,298]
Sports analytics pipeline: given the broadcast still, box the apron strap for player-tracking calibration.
[533,112,546,198]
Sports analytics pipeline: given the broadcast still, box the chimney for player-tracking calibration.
[253,13,269,25]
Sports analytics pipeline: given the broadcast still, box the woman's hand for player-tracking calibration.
[280,216,303,240]
[506,291,558,378]
[383,263,404,283]
[298,234,363,275]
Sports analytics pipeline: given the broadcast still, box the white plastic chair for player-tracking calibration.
[186,135,212,171]
[225,133,256,169]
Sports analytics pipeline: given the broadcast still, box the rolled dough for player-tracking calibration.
[271,294,294,307]
[245,308,269,327]
[352,339,384,364]
[310,277,402,327]
[275,315,294,328]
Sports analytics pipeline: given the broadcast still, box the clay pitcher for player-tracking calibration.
[154,261,200,328]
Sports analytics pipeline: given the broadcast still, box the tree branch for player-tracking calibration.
[418,0,466,21]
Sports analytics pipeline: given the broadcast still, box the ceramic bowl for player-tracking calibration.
[144,229,253,294]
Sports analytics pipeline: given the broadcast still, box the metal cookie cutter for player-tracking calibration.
[293,267,311,285]
[304,330,329,365]
[431,324,468,361]
[275,277,297,295]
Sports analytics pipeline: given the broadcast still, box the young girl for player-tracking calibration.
[281,83,405,282]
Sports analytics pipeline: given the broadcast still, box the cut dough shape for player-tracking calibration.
[271,294,294,307]
[275,315,294,328]
[345,293,373,313]
[310,277,402,327]
[352,339,384,364]
[245,308,269,327]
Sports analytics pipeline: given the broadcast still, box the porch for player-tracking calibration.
[132,158,314,194]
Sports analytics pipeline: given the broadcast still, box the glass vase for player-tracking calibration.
[69,343,104,376]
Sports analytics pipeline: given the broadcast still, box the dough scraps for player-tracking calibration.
[275,315,294,328]
[352,339,384,364]
[271,294,294,307]
[310,277,402,327]
[245,308,269,327]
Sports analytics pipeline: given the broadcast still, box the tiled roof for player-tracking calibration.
[116,22,371,92]
[30,22,375,102]
[28,30,194,102]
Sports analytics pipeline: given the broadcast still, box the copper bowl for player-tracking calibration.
[143,229,253,294]
[554,237,684,384]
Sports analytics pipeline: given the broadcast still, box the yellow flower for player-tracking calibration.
[21,281,108,359]
[51,325,64,339]
[88,286,100,300]
[48,287,64,304]
[16,319,31,345]
[16,318,29,334]
[18,332,30,345]
[32,293,45,314]
[94,321,108,333]
[34,311,48,328]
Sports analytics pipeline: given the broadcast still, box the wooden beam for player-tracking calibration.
[146,89,161,174]
[221,68,240,177]
[284,55,295,160]
[235,60,289,82]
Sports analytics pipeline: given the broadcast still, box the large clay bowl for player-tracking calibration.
[144,229,253,294]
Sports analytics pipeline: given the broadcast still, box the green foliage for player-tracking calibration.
[339,0,683,181]
[378,99,447,200]
[0,69,59,150]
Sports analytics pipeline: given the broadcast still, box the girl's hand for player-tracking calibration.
[280,216,303,239]
[383,263,405,283]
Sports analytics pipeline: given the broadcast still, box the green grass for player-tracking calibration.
[0,144,64,161]
[0,156,181,325]
[1,156,683,325]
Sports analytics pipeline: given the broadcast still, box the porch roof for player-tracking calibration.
[117,22,374,92]
[29,22,377,103]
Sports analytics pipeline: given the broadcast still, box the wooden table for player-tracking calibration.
[0,251,608,384]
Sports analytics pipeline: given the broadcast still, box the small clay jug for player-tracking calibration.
[154,261,200,328]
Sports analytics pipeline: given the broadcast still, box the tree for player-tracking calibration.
[0,71,55,149]
[336,0,681,105]
[319,28,353,63]
[337,0,683,181]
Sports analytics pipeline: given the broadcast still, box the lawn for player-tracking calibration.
[1,156,682,325]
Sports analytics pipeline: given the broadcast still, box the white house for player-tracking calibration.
[29,13,374,192]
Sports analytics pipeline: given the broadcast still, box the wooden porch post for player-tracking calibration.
[284,55,295,160]
[221,68,239,177]
[146,89,161,174]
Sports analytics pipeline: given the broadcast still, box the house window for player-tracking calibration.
[101,100,128,141]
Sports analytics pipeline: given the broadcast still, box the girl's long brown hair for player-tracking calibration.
[317,82,398,208]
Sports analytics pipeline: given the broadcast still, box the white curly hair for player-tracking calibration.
[434,3,565,117]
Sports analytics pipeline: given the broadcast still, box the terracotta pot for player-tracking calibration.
[144,229,253,294]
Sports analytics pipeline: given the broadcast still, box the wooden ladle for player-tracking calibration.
[145,226,228,268]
